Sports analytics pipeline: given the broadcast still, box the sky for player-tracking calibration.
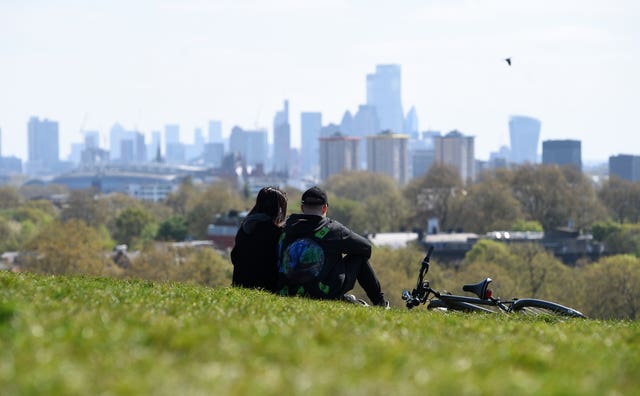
[1,0,639,163]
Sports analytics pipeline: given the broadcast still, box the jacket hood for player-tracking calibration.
[283,213,328,238]
[241,213,273,234]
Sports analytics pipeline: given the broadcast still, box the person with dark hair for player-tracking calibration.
[231,186,288,291]
[278,186,389,308]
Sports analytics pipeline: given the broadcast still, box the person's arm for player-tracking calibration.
[336,223,372,258]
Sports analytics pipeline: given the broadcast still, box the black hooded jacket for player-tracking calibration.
[231,213,282,291]
[278,213,372,298]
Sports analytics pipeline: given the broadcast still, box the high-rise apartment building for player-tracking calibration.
[27,116,59,173]
[273,100,290,175]
[542,139,582,171]
[433,130,475,182]
[319,133,360,181]
[366,130,409,185]
[229,126,268,168]
[366,64,404,134]
[300,112,322,177]
[609,154,640,182]
[509,115,541,164]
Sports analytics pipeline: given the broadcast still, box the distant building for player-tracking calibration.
[27,116,59,175]
[366,64,404,134]
[340,111,354,135]
[229,126,268,168]
[542,139,582,171]
[203,143,225,168]
[319,132,360,181]
[366,130,409,185]
[509,115,540,164]
[208,120,223,144]
[300,112,322,177]
[273,100,290,175]
[433,130,475,182]
[404,106,419,139]
[609,154,640,182]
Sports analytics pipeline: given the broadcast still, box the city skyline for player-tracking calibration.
[1,1,639,163]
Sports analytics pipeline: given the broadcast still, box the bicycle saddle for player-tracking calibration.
[463,278,492,299]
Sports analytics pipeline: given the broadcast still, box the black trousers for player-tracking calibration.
[340,254,385,305]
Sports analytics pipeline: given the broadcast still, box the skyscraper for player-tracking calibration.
[353,104,380,168]
[27,116,59,173]
[208,120,223,144]
[229,126,268,168]
[433,130,475,182]
[404,106,419,139]
[300,112,322,177]
[319,133,360,181]
[273,100,290,175]
[366,64,404,133]
[609,154,640,182]
[366,130,409,185]
[165,124,183,164]
[509,115,541,164]
[542,140,582,171]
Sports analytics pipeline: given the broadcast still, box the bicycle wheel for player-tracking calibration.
[428,298,496,313]
[511,298,586,318]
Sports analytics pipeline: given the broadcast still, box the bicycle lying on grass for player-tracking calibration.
[402,246,586,318]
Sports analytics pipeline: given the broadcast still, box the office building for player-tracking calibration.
[609,154,640,182]
[366,64,404,133]
[300,112,322,177]
[229,126,268,168]
[273,100,290,175]
[366,130,409,185]
[542,139,582,171]
[404,106,419,139]
[27,116,59,174]
[509,115,541,164]
[433,130,475,182]
[319,133,360,181]
[340,111,354,135]
[208,120,223,144]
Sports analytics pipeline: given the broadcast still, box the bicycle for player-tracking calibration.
[402,246,587,318]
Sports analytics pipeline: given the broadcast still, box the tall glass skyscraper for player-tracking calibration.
[366,64,404,134]
[509,115,541,164]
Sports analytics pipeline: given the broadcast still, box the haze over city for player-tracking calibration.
[1,0,639,162]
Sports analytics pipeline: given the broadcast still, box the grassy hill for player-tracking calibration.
[1,271,638,395]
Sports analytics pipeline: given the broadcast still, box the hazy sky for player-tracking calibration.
[1,0,639,162]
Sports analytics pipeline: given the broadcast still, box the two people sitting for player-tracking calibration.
[231,186,388,308]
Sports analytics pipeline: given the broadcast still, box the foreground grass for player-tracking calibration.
[1,272,638,396]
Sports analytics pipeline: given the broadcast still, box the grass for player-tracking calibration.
[1,271,639,396]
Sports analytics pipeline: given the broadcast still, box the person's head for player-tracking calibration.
[249,186,288,225]
[300,186,328,217]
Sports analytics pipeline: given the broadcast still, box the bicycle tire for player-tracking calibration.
[428,298,496,313]
[511,298,586,318]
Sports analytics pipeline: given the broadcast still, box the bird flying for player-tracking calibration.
[505,57,512,66]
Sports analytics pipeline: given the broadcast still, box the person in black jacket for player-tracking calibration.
[231,186,287,291]
[278,186,388,307]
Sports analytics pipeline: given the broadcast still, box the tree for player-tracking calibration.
[598,176,640,224]
[60,189,108,227]
[580,255,640,319]
[403,164,464,232]
[157,216,189,241]
[560,166,608,230]
[510,165,572,231]
[114,207,156,248]
[165,176,199,216]
[323,171,408,233]
[22,219,111,275]
[459,173,523,233]
[0,186,22,209]
[186,181,245,239]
